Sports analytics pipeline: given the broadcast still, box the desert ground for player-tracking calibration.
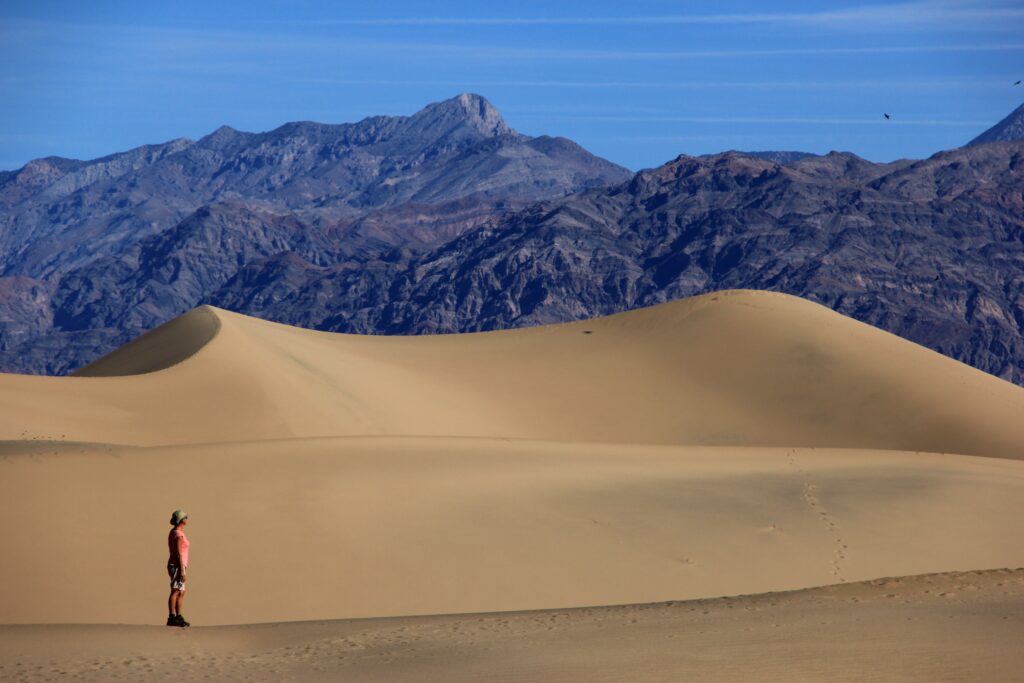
[1,289,1023,680]
[2,570,1022,682]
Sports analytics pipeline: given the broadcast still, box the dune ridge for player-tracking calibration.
[2,290,1023,457]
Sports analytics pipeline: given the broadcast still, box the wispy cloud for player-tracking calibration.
[550,44,1024,60]
[5,17,1024,67]
[306,2,1024,28]
[301,78,1012,90]
[172,36,1024,63]
[0,133,52,144]
[520,115,990,127]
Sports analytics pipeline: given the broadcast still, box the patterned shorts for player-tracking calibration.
[167,563,186,592]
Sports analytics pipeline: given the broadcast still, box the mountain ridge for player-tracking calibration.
[0,94,631,374]
[2,99,1023,384]
[0,93,628,281]
[208,142,1024,384]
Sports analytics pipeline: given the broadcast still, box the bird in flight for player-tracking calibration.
[884,113,891,119]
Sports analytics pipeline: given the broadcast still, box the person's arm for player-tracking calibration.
[176,536,187,578]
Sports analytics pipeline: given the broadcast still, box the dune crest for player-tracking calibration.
[72,305,221,377]
[1,289,1022,456]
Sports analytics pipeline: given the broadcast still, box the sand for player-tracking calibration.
[2,570,1022,682]
[3,437,1024,626]
[1,289,1023,680]
[0,290,1019,456]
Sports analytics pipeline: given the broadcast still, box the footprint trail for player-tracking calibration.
[786,449,847,583]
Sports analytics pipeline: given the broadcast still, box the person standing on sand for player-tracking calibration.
[167,510,191,627]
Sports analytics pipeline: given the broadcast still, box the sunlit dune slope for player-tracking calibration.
[1,289,1022,455]
[2,438,1024,625]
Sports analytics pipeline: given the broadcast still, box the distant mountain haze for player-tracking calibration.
[0,96,1022,384]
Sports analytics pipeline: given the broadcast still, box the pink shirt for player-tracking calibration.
[169,527,190,567]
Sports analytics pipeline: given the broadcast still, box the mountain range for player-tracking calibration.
[0,94,629,372]
[206,141,1024,386]
[1,94,1023,383]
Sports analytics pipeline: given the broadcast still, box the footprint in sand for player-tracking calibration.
[788,449,848,583]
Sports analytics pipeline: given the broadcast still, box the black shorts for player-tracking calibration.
[167,562,186,592]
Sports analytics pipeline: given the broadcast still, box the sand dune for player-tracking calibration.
[2,437,1024,625]
[1,290,1022,457]
[2,570,1022,682]
[2,289,1024,680]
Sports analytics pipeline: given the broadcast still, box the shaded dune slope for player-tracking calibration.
[73,306,221,377]
[1,290,1022,457]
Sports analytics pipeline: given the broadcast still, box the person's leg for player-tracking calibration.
[167,563,177,618]
[167,589,181,625]
[175,590,190,626]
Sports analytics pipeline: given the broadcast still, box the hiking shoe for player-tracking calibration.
[166,615,177,626]
[175,614,191,627]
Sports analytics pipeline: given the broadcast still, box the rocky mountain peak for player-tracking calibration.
[201,124,245,149]
[967,101,1024,145]
[636,152,774,189]
[411,93,514,139]
[455,93,511,136]
[15,158,72,185]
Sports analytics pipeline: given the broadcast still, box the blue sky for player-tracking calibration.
[1,0,1022,171]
